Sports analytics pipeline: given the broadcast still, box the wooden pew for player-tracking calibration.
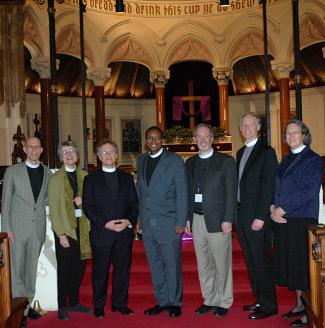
[0,232,28,328]
[304,226,325,328]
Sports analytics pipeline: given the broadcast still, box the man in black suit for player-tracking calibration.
[236,112,278,320]
[83,138,138,318]
[185,123,237,317]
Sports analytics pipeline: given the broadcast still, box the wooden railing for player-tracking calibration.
[304,225,325,328]
[0,233,28,328]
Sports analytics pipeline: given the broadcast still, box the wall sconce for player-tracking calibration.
[115,0,125,13]
[220,0,230,7]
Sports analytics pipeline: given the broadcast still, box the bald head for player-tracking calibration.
[24,137,43,164]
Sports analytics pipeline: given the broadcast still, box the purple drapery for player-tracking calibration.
[173,96,211,121]
[173,97,183,121]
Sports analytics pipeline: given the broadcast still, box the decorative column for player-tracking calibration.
[31,56,59,167]
[213,69,230,133]
[87,67,111,145]
[150,71,170,130]
[271,60,293,156]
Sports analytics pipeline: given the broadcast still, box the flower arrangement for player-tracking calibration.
[163,125,227,144]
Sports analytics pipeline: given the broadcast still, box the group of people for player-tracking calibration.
[0,112,322,328]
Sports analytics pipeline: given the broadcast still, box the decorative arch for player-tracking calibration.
[165,37,214,69]
[24,5,46,57]
[227,29,276,68]
[161,20,221,68]
[104,20,159,70]
[56,25,94,67]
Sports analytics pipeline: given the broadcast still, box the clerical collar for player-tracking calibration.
[149,148,163,158]
[102,166,116,173]
[25,161,40,169]
[65,166,76,172]
[291,144,306,154]
[199,149,214,159]
[245,138,258,148]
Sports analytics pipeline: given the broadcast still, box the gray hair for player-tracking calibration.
[285,119,312,146]
[58,140,79,161]
[96,138,119,156]
[194,123,213,137]
[239,112,262,128]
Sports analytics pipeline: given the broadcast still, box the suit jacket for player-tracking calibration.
[274,146,322,218]
[186,151,237,233]
[48,167,88,239]
[1,162,52,242]
[82,169,138,247]
[137,150,188,233]
[236,140,277,223]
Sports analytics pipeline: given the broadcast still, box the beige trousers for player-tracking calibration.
[192,213,233,309]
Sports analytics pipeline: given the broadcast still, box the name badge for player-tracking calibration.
[75,209,82,218]
[195,193,203,203]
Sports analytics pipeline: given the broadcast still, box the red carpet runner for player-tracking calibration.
[29,234,296,327]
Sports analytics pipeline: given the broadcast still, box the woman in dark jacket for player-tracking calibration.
[271,119,322,327]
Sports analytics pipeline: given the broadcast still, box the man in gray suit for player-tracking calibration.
[185,123,237,317]
[1,137,52,327]
[137,126,187,318]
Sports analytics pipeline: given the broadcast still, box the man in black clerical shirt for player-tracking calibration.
[137,126,188,318]
[83,139,138,319]
[1,137,52,327]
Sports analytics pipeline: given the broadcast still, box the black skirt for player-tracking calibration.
[273,217,317,291]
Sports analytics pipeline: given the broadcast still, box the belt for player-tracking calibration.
[194,210,204,215]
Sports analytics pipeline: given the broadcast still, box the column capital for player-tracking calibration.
[150,70,170,88]
[31,56,60,79]
[212,68,230,86]
[87,67,111,86]
[271,60,294,79]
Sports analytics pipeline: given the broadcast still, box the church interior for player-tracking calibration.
[1,0,325,327]
[0,0,324,169]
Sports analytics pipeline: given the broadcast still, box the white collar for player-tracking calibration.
[102,166,116,173]
[149,148,163,158]
[65,166,76,172]
[199,149,214,159]
[245,138,258,148]
[25,161,40,169]
[291,144,306,154]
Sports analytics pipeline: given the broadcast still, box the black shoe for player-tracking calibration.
[249,308,278,320]
[144,305,167,315]
[67,303,91,313]
[282,309,305,319]
[195,304,215,315]
[214,307,229,317]
[169,306,182,318]
[27,308,41,319]
[94,308,105,318]
[243,303,261,312]
[290,319,307,327]
[20,316,27,328]
[112,306,134,316]
[58,308,70,320]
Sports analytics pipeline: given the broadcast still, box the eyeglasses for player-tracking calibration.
[146,136,162,141]
[285,131,302,137]
[62,149,76,155]
[100,150,116,156]
[240,123,258,129]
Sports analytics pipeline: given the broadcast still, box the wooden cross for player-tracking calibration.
[180,80,206,129]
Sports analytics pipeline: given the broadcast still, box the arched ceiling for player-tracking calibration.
[24,42,325,98]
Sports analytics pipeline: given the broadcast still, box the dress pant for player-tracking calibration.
[91,230,133,310]
[54,231,86,309]
[236,212,277,313]
[192,213,233,309]
[142,228,183,307]
[10,227,43,315]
